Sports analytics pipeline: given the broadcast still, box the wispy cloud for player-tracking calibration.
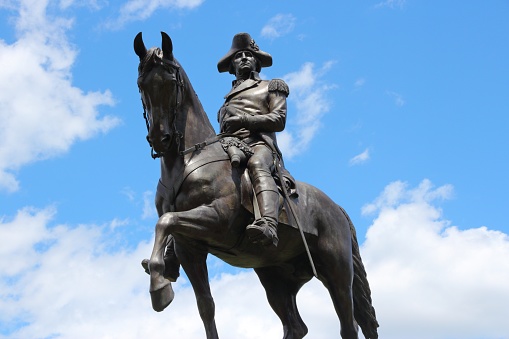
[387,90,405,106]
[109,217,130,230]
[374,0,406,9]
[354,77,366,89]
[0,0,117,192]
[261,14,296,39]
[58,0,105,11]
[349,148,370,166]
[142,190,157,219]
[278,61,336,159]
[106,0,204,29]
[121,187,136,202]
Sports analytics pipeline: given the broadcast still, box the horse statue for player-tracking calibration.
[134,31,379,339]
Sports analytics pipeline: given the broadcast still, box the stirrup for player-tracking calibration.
[246,217,279,247]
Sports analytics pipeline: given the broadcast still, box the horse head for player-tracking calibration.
[134,32,183,157]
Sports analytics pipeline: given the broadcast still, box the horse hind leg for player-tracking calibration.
[254,266,311,339]
[315,219,359,338]
[316,254,359,338]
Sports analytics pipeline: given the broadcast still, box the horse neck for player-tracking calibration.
[160,68,216,180]
[181,78,216,149]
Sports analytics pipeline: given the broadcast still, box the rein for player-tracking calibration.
[179,133,238,156]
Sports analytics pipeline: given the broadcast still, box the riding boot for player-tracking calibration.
[246,173,280,247]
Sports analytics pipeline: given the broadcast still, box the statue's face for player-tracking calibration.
[232,50,257,76]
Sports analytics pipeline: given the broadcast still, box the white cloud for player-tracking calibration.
[362,179,509,338]
[1,179,508,338]
[362,179,453,215]
[0,206,157,338]
[278,61,335,159]
[0,0,118,192]
[261,14,296,40]
[107,0,204,29]
[0,206,293,338]
[0,180,509,339]
[349,148,370,166]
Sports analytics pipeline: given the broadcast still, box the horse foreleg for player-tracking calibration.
[149,205,226,339]
[255,266,310,339]
[176,243,218,339]
[148,205,224,320]
[148,213,176,311]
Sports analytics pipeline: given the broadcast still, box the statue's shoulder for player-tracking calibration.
[268,78,290,97]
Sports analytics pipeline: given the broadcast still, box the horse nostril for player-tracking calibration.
[146,135,153,146]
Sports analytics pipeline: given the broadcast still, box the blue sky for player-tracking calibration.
[1,1,508,338]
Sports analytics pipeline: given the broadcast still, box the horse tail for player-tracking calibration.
[339,206,379,339]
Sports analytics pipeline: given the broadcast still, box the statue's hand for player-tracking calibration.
[223,115,244,133]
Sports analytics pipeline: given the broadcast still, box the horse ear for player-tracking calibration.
[134,32,147,60]
[161,31,174,60]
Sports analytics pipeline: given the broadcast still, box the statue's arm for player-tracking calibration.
[245,79,289,132]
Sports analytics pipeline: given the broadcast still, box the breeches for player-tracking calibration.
[247,145,277,193]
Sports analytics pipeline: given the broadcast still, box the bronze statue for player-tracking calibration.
[135,31,378,339]
[217,32,289,247]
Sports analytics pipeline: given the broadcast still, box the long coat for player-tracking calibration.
[218,72,289,152]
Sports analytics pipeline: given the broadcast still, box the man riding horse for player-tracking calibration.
[136,32,379,338]
[217,32,289,248]
[143,32,290,281]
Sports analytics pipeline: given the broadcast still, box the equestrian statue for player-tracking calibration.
[135,31,379,339]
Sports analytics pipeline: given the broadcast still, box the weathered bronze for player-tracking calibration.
[134,31,378,339]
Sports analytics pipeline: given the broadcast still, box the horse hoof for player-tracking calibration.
[150,280,174,312]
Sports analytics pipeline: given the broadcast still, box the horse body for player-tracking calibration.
[135,32,378,339]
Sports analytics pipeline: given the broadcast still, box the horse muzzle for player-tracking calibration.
[147,132,173,153]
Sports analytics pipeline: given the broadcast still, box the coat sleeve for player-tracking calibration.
[245,79,289,132]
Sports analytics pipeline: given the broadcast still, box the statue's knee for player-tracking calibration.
[248,155,272,173]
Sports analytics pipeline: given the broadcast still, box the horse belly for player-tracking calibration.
[209,224,306,269]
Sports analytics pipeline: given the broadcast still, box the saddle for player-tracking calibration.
[219,137,305,232]
[240,167,298,229]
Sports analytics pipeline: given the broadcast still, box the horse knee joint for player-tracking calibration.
[156,213,177,233]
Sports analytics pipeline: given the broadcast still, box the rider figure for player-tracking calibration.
[217,33,289,247]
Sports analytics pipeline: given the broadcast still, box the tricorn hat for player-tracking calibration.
[217,33,272,73]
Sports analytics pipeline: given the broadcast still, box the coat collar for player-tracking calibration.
[224,72,262,99]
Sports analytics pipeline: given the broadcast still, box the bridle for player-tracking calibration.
[139,53,185,159]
